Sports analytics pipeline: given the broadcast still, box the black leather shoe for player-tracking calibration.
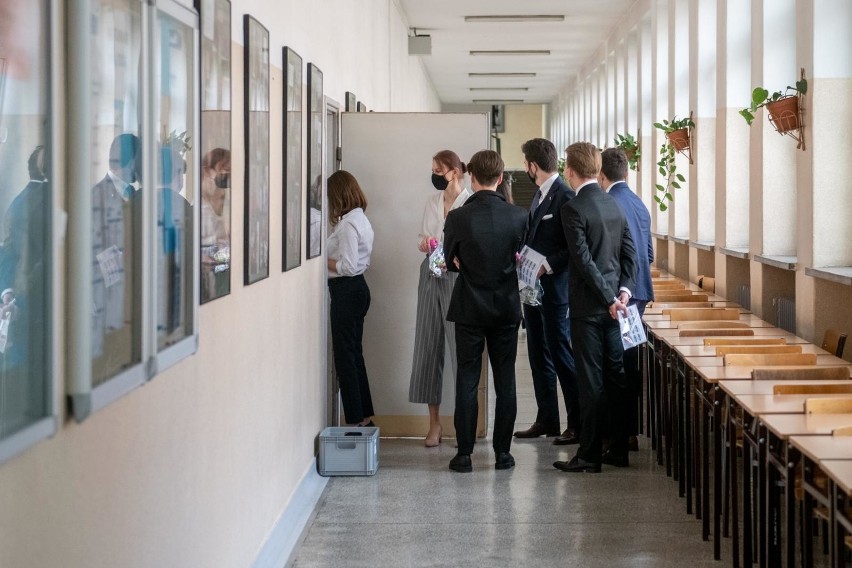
[601,450,630,468]
[495,452,515,470]
[552,429,580,446]
[514,422,560,438]
[628,435,639,452]
[553,455,601,473]
[449,454,472,473]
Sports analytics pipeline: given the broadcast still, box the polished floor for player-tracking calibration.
[290,333,727,567]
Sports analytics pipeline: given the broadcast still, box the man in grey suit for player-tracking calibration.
[600,148,654,450]
[443,150,527,473]
[554,142,637,473]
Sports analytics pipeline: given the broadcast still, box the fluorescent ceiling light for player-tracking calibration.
[469,72,536,78]
[465,15,565,23]
[469,87,529,91]
[470,50,550,56]
[472,99,525,104]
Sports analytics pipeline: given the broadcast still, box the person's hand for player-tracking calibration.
[617,291,630,305]
[537,265,546,278]
[609,300,628,320]
[453,258,460,269]
[418,237,430,253]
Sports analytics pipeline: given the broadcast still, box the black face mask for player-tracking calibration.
[214,173,230,188]
[431,173,449,191]
[526,168,537,186]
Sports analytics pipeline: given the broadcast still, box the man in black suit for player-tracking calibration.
[513,138,580,445]
[554,142,637,473]
[443,150,527,473]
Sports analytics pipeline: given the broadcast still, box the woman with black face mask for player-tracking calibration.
[408,150,473,447]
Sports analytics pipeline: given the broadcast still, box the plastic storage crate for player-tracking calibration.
[318,426,379,476]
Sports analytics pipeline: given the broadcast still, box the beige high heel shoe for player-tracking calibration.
[425,424,442,447]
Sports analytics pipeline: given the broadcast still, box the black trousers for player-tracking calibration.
[570,313,630,463]
[624,300,648,436]
[329,275,374,424]
[523,301,579,431]
[454,322,519,455]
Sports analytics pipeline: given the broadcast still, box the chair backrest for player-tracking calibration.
[821,329,848,358]
[679,328,754,337]
[752,366,851,381]
[832,424,852,436]
[653,302,713,309]
[701,277,716,293]
[655,293,710,302]
[650,269,661,278]
[668,308,740,321]
[678,321,749,329]
[716,345,803,356]
[773,383,852,395]
[704,338,787,346]
[804,397,852,414]
[655,282,686,289]
[724,353,818,366]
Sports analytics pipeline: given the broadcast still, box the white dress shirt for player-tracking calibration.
[532,173,560,212]
[328,208,374,278]
[419,188,473,243]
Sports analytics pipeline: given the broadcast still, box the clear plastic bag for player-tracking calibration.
[428,239,446,277]
[519,280,544,306]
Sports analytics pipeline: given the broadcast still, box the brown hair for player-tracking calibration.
[432,149,467,174]
[328,170,368,225]
[521,138,558,172]
[467,150,504,187]
[600,147,628,182]
[202,147,231,171]
[564,142,601,179]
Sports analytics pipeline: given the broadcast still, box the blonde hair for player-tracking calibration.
[328,170,368,225]
[564,142,601,179]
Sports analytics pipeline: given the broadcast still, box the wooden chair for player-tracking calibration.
[832,424,852,436]
[655,282,686,289]
[804,397,852,414]
[679,328,754,337]
[773,383,852,395]
[668,308,740,321]
[716,345,803,356]
[724,353,818,366]
[678,321,749,329]
[700,277,716,293]
[751,366,851,381]
[655,293,710,303]
[821,329,848,358]
[650,269,661,278]
[704,338,787,346]
[651,302,713,309]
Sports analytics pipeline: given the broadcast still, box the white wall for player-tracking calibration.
[0,1,439,567]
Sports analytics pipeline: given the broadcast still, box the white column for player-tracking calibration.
[625,30,640,189]
[670,0,691,240]
[639,17,653,209]
[651,0,670,234]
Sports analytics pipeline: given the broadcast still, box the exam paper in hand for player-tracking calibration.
[517,246,546,289]
[617,304,647,350]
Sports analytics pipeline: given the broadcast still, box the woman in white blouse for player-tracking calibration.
[327,170,375,427]
[408,150,473,446]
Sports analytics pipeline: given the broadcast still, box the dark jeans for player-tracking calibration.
[624,300,648,436]
[523,301,579,431]
[571,313,630,463]
[454,322,519,455]
[329,275,374,424]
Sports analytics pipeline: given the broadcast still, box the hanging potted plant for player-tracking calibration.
[652,116,694,211]
[739,78,807,134]
[613,132,641,171]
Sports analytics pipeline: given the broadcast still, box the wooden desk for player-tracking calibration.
[820,459,852,565]
[675,343,828,358]
[719,379,852,397]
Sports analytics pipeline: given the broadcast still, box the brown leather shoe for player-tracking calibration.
[513,422,561,438]
[552,428,580,445]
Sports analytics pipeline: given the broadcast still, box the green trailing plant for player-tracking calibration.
[613,132,641,171]
[652,116,694,212]
[738,79,807,126]
[557,157,566,181]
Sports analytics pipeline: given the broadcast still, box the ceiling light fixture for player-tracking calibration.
[465,15,565,23]
[470,50,550,56]
[469,87,529,91]
[469,72,536,78]
[472,99,525,104]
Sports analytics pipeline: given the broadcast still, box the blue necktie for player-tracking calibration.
[530,189,543,213]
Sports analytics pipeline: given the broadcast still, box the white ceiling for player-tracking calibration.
[398,0,638,105]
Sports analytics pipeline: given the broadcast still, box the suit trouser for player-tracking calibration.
[571,313,630,463]
[329,275,374,424]
[624,300,648,436]
[523,302,579,431]
[454,322,519,455]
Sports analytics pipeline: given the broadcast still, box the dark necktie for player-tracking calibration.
[530,189,543,214]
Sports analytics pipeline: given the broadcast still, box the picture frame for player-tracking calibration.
[306,63,323,259]
[198,0,232,302]
[243,15,270,284]
[283,47,303,271]
[357,101,366,113]
[345,91,357,112]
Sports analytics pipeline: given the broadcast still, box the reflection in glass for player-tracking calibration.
[155,12,195,350]
[89,0,144,387]
[243,16,269,284]
[200,0,231,302]
[0,0,50,440]
[306,63,323,259]
[283,47,302,271]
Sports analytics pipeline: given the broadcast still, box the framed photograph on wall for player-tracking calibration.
[345,91,357,112]
[243,15,270,284]
[198,0,232,302]
[283,47,302,271]
[357,101,366,113]
[306,63,323,259]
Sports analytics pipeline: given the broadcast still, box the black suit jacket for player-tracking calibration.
[444,190,528,327]
[524,176,576,305]
[561,183,637,319]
